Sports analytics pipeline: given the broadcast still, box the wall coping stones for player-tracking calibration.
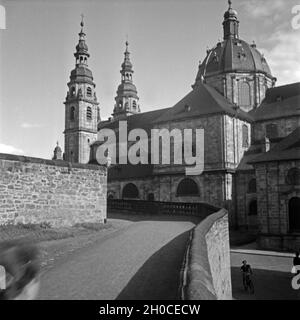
[0,153,106,172]
[181,208,232,300]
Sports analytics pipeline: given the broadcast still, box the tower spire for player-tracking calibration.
[74,14,89,66]
[112,41,140,119]
[223,0,239,40]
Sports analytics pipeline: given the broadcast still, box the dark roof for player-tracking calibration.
[194,38,273,85]
[98,107,171,132]
[236,145,263,171]
[249,127,300,163]
[250,82,300,121]
[108,164,153,181]
[156,83,254,123]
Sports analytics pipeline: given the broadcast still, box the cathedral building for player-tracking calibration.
[62,2,300,250]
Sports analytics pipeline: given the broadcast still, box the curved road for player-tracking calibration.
[38,217,199,300]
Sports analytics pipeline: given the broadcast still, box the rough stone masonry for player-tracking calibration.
[0,153,107,227]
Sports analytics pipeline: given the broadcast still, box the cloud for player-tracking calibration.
[244,0,285,18]
[0,143,24,155]
[20,122,43,129]
[261,30,300,85]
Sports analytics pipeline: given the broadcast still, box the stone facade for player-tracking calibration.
[205,72,273,113]
[255,160,300,251]
[0,153,107,227]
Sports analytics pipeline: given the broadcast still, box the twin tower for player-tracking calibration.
[63,18,140,164]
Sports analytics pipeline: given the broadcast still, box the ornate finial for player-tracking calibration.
[125,40,129,51]
[56,141,59,147]
[80,14,84,28]
[228,0,232,9]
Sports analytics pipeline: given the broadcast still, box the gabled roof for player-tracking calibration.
[249,127,300,164]
[250,82,300,121]
[155,82,254,123]
[98,108,171,132]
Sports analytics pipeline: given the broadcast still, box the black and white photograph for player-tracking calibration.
[0,0,300,308]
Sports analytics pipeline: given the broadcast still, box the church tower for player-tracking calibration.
[192,0,276,112]
[112,41,140,119]
[64,16,100,163]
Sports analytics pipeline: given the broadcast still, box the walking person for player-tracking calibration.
[241,260,254,294]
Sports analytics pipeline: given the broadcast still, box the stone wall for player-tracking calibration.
[0,153,107,227]
[182,209,232,300]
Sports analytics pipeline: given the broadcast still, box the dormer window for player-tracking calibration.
[86,106,92,120]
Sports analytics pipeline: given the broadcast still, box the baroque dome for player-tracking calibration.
[195,39,272,82]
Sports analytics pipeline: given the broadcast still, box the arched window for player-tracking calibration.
[248,178,257,193]
[238,82,251,107]
[119,100,122,108]
[248,199,257,216]
[70,107,75,121]
[86,106,92,120]
[71,87,76,97]
[289,197,300,232]
[286,168,300,185]
[108,194,114,200]
[122,183,139,199]
[87,87,92,97]
[176,178,199,197]
[133,101,137,110]
[242,124,249,148]
[266,123,278,139]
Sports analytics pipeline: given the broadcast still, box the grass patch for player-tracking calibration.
[0,221,113,244]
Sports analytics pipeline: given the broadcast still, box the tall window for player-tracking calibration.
[70,107,75,121]
[86,106,92,120]
[239,82,251,107]
[176,178,199,197]
[87,87,92,97]
[289,197,300,232]
[266,123,278,139]
[248,199,258,216]
[133,101,137,110]
[242,124,249,148]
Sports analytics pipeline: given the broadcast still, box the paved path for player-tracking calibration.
[231,251,300,300]
[38,217,198,300]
